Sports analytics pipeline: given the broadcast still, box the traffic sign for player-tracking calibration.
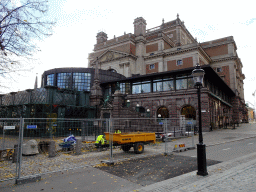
[27,125,37,129]
[4,126,15,130]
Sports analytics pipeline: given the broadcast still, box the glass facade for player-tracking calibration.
[153,77,174,92]
[57,73,72,89]
[176,74,193,90]
[120,82,131,94]
[132,80,151,94]
[46,74,54,86]
[73,73,91,91]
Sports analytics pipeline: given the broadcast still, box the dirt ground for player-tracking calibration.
[96,154,221,186]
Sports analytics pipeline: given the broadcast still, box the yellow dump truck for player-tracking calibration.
[105,132,156,154]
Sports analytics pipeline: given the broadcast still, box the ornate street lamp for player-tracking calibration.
[127,100,130,108]
[146,109,150,117]
[192,63,208,176]
[136,104,140,112]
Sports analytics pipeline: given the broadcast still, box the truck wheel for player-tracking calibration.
[134,143,144,154]
[121,145,131,152]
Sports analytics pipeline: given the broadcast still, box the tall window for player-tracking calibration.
[46,74,54,86]
[57,73,72,89]
[132,80,151,94]
[176,75,187,90]
[120,82,130,94]
[73,73,91,91]
[153,77,174,92]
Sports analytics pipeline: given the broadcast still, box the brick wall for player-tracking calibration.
[203,44,228,57]
[164,41,172,50]
[146,34,158,41]
[213,66,230,86]
[167,57,193,71]
[146,43,158,53]
[146,63,159,74]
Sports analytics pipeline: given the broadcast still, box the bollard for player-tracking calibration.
[75,138,81,155]
[12,144,19,163]
[48,141,56,158]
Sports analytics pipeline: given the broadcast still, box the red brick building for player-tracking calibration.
[89,15,247,131]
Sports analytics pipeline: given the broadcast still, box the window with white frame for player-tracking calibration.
[177,60,183,66]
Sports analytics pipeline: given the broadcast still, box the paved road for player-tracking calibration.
[176,137,256,161]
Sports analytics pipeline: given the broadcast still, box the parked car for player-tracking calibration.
[160,132,174,142]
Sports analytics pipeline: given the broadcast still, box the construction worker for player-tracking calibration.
[95,135,105,148]
[115,129,121,134]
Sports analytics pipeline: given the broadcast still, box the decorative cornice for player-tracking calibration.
[94,37,135,51]
[211,56,238,63]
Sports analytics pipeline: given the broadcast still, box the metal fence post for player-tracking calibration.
[109,118,113,162]
[192,124,195,148]
[164,119,168,155]
[16,117,24,181]
[2,121,5,150]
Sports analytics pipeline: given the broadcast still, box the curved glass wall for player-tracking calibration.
[46,74,54,86]
[57,73,72,89]
[73,73,91,91]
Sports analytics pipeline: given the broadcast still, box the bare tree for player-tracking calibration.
[0,0,55,90]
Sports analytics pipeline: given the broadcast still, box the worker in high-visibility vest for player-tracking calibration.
[115,129,121,134]
[95,135,105,148]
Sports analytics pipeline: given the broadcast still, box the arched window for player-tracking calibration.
[157,106,169,118]
[181,105,196,120]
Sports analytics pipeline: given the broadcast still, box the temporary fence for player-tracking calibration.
[0,117,197,183]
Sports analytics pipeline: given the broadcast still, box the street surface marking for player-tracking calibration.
[248,143,254,145]
[223,148,230,150]
[191,156,196,158]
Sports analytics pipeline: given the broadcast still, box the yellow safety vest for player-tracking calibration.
[95,135,104,144]
[115,130,121,133]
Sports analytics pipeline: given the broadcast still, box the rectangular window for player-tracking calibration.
[153,77,174,92]
[73,73,91,91]
[132,80,151,94]
[176,75,187,90]
[187,77,194,89]
[177,60,183,66]
[149,64,155,70]
[120,82,131,94]
[47,74,54,86]
[57,73,72,89]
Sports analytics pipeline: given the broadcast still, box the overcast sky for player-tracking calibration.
[5,0,256,107]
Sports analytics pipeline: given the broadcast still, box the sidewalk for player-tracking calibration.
[133,151,256,192]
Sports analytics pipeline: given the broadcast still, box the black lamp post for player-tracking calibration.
[192,63,208,176]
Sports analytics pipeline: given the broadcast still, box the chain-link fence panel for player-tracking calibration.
[0,118,21,181]
[164,118,197,154]
[16,118,111,180]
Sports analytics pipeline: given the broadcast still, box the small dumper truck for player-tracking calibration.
[105,132,156,154]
